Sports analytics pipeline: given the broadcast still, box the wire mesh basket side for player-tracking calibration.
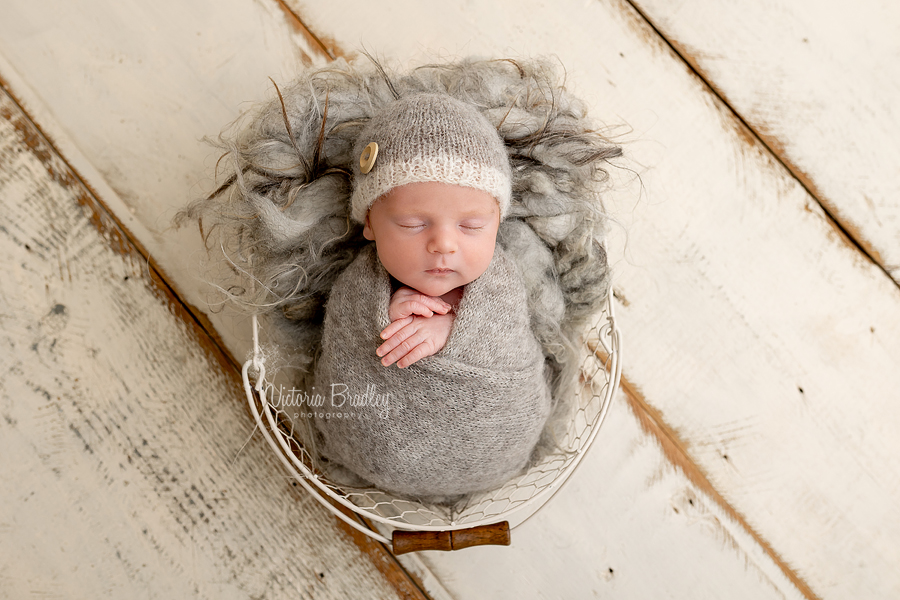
[242,295,621,536]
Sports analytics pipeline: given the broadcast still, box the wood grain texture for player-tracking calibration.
[391,523,510,555]
[395,388,807,599]
[629,0,900,284]
[0,89,422,599]
[0,0,331,365]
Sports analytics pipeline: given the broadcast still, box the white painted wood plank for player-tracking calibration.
[0,91,416,599]
[402,394,806,600]
[275,1,900,598]
[0,0,816,598]
[4,0,896,598]
[0,0,328,363]
[632,0,900,282]
[0,90,801,600]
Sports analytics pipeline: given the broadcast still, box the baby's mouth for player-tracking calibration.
[426,268,454,275]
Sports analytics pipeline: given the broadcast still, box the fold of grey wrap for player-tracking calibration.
[313,244,552,499]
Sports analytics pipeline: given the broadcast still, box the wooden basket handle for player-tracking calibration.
[391,522,510,555]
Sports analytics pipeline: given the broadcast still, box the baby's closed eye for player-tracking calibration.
[459,219,489,231]
[397,221,425,230]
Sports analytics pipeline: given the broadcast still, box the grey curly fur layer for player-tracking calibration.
[177,55,621,462]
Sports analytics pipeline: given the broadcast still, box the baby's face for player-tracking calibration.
[363,182,500,298]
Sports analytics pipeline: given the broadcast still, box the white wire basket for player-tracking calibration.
[242,295,622,554]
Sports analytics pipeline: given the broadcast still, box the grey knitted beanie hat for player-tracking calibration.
[350,93,512,223]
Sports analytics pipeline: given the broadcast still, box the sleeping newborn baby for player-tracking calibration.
[313,94,552,499]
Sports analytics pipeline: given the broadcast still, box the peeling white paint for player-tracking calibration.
[0,92,411,599]
[632,0,900,286]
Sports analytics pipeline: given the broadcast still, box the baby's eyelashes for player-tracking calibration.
[395,219,426,229]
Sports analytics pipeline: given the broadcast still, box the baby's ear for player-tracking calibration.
[363,214,375,241]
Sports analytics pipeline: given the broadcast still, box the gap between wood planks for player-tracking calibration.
[617,373,821,600]
[621,0,896,289]
[273,0,346,61]
[609,3,831,597]
[0,74,432,600]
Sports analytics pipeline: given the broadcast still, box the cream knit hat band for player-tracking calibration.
[351,93,512,223]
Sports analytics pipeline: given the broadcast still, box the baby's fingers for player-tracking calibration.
[416,294,452,314]
[378,329,427,367]
[395,341,438,368]
[380,316,413,340]
[397,297,451,319]
[402,300,435,318]
[376,319,417,364]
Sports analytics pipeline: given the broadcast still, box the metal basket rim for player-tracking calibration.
[242,295,622,539]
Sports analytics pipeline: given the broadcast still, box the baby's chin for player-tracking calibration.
[406,275,478,299]
[412,282,462,298]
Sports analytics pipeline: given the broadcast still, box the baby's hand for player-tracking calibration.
[387,286,452,322]
[377,313,455,368]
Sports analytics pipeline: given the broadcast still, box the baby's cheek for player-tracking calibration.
[469,246,496,280]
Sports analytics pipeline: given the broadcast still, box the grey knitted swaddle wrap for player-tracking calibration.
[313,244,552,498]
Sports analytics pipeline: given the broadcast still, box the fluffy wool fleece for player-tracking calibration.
[178,55,621,456]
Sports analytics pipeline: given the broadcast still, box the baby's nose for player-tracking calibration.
[428,230,457,254]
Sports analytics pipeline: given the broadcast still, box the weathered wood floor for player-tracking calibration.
[1,1,898,598]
